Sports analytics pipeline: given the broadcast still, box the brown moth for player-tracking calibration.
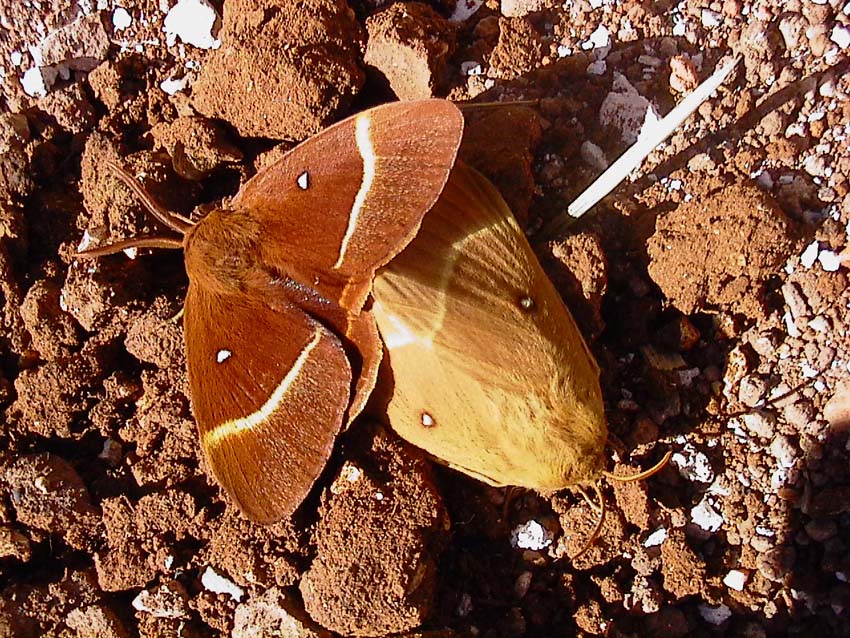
[371,161,609,491]
[80,99,464,523]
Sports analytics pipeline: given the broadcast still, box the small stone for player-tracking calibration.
[769,435,797,468]
[800,241,819,268]
[511,520,554,550]
[805,517,837,542]
[232,587,332,638]
[783,401,815,431]
[698,603,732,625]
[112,7,132,30]
[163,0,221,49]
[781,281,809,318]
[132,580,191,619]
[779,15,806,50]
[756,546,795,582]
[724,570,747,591]
[738,375,768,407]
[201,567,244,602]
[671,443,714,483]
[580,141,608,171]
[741,411,776,438]
[690,495,724,532]
[644,527,667,547]
[831,24,850,49]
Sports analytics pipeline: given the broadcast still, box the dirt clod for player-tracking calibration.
[192,0,365,139]
[300,428,447,636]
[365,2,456,101]
[647,182,799,320]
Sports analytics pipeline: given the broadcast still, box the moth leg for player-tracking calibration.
[570,482,607,561]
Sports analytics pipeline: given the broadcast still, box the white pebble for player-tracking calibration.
[723,570,747,591]
[643,527,667,547]
[671,443,714,483]
[160,76,186,95]
[201,567,244,601]
[831,24,850,49]
[801,361,819,379]
[21,67,48,97]
[510,520,553,550]
[701,9,722,27]
[783,311,800,338]
[818,249,841,271]
[112,7,132,30]
[163,0,221,49]
[691,495,724,532]
[800,240,819,268]
[807,316,828,333]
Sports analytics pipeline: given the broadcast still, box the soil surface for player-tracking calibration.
[1,0,850,637]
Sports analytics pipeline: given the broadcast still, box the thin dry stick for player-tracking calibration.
[546,55,741,237]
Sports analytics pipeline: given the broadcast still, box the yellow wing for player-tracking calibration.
[371,162,607,491]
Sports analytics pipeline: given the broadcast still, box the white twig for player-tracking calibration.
[567,56,741,219]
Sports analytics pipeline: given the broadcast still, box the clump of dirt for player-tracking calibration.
[364,2,456,101]
[192,0,365,139]
[300,427,447,636]
[647,182,800,320]
[459,105,542,224]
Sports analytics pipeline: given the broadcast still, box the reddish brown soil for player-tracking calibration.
[1,1,850,637]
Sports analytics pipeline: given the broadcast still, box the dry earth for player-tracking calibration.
[0,0,849,637]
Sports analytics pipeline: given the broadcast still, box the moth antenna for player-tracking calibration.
[571,482,606,561]
[457,99,539,111]
[603,450,673,483]
[105,160,195,235]
[75,236,184,258]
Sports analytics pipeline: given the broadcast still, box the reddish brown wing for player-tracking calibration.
[184,284,352,523]
[232,99,464,314]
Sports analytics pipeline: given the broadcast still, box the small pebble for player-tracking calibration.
[698,603,732,625]
[723,570,747,591]
[201,566,244,601]
[691,496,724,532]
[510,520,553,550]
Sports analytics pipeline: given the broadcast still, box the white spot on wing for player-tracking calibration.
[334,114,375,270]
[216,349,231,363]
[204,328,323,445]
[297,171,309,190]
